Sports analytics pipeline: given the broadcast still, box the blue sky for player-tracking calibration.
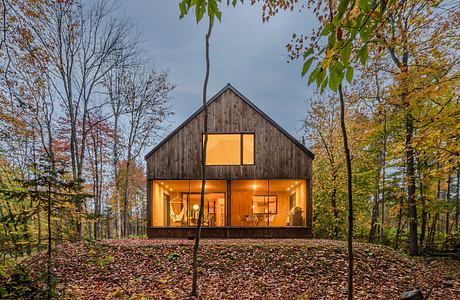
[118,1,317,147]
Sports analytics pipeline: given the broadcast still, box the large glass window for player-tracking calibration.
[151,180,226,227]
[204,133,254,165]
[231,179,306,227]
[151,179,307,228]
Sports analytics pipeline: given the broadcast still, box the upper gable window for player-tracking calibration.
[204,133,254,165]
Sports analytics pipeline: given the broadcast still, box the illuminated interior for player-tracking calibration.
[204,133,254,165]
[151,179,307,227]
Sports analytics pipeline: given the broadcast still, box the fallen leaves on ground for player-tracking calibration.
[23,239,460,299]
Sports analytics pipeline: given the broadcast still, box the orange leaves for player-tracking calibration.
[19,239,460,299]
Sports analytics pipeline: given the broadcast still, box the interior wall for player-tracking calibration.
[271,191,289,226]
[152,181,167,226]
[231,191,253,226]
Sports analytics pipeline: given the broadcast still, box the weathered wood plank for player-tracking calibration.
[147,88,313,180]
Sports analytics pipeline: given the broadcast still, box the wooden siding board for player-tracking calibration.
[147,88,312,180]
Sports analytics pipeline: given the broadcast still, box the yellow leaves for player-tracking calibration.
[322,48,336,69]
[349,6,361,19]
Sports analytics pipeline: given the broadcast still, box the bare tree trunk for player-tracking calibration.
[455,160,459,234]
[405,110,418,256]
[370,153,380,243]
[338,85,353,300]
[380,112,387,242]
[429,179,442,249]
[191,16,212,297]
[369,195,379,243]
[122,155,132,238]
[113,115,122,239]
[32,139,42,248]
[47,166,52,300]
[331,176,339,238]
[444,173,451,250]
[417,158,427,254]
[395,194,404,250]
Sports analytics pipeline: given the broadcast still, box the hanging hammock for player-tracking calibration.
[169,194,186,223]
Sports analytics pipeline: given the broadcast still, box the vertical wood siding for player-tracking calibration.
[146,89,312,180]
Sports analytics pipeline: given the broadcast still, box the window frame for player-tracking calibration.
[202,132,255,166]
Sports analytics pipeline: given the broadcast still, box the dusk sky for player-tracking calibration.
[118,1,317,148]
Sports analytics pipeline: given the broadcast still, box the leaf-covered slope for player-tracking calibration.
[26,239,460,299]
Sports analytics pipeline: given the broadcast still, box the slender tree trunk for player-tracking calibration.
[395,194,404,250]
[444,173,452,249]
[338,85,353,300]
[113,115,122,239]
[37,205,41,248]
[405,110,418,255]
[370,154,380,243]
[191,17,212,297]
[455,160,459,234]
[331,177,339,239]
[47,168,52,300]
[32,135,42,248]
[369,195,379,243]
[45,117,56,300]
[429,179,442,248]
[122,155,132,238]
[418,159,427,254]
[380,113,387,242]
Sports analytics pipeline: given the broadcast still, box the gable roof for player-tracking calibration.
[144,83,314,160]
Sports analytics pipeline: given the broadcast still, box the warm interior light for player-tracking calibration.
[295,181,298,184]
[160,182,164,185]
[169,188,173,191]
[253,184,257,190]
[193,204,199,211]
[165,185,168,188]
[287,187,290,191]
[290,184,294,188]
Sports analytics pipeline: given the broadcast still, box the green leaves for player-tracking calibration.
[321,23,335,36]
[346,67,354,83]
[340,41,352,65]
[328,62,344,92]
[302,58,315,77]
[359,0,372,13]
[177,0,385,94]
[179,0,223,23]
[358,44,368,66]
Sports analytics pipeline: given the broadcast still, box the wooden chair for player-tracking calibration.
[246,214,258,226]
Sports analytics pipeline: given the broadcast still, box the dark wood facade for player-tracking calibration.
[145,84,314,238]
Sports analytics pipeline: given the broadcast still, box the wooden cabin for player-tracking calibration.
[145,84,314,238]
